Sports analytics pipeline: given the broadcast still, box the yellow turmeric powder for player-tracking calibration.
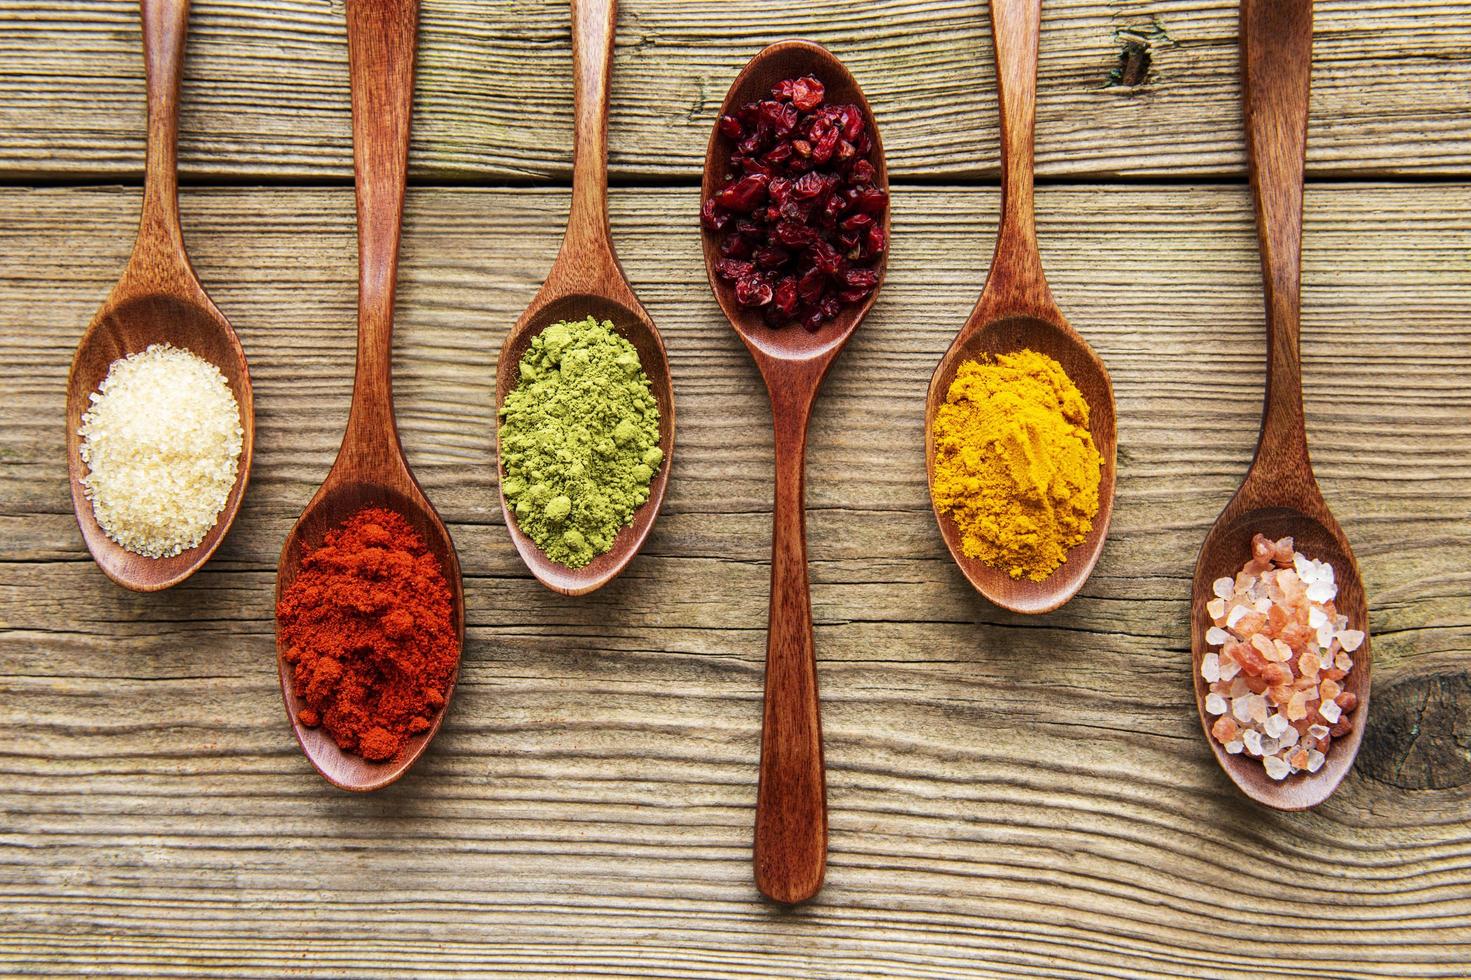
[931,349,1102,582]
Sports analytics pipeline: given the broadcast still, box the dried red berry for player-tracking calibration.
[715,173,770,213]
[773,276,799,316]
[790,75,825,112]
[715,259,755,282]
[734,277,774,307]
[701,199,729,232]
[754,245,790,270]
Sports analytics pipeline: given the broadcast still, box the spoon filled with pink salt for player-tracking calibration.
[1190,0,1370,810]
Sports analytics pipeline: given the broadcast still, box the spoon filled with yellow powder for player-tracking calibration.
[930,348,1102,584]
[923,0,1116,613]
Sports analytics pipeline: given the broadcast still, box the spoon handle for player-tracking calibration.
[1242,0,1314,487]
[136,0,189,268]
[981,0,1051,317]
[344,0,418,448]
[754,368,827,905]
[563,0,616,261]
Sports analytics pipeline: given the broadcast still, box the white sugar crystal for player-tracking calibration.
[1233,697,1254,724]
[1264,755,1290,780]
[1264,714,1289,739]
[1202,653,1222,683]
[1308,724,1330,741]
[1309,608,1327,630]
[1320,700,1342,724]
[1307,750,1326,773]
[1206,693,1228,716]
[1337,630,1365,652]
[1279,724,1300,748]
[1206,626,1230,647]
[1243,729,1263,756]
[1213,577,1234,600]
[1226,739,1244,755]
[1219,658,1242,681]
[1227,604,1250,629]
[1306,580,1337,604]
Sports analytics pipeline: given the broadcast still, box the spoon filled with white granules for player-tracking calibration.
[65,0,253,590]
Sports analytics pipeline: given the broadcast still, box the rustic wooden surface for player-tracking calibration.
[3,1,1469,977]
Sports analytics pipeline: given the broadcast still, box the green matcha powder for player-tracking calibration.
[498,316,664,568]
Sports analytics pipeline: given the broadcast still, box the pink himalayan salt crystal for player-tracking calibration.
[1287,689,1311,722]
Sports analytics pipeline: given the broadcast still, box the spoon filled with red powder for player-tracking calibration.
[274,0,464,791]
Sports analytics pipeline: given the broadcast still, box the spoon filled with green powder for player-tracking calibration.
[496,313,672,592]
[496,0,673,593]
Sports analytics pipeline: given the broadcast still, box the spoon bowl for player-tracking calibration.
[926,314,1115,614]
[495,290,674,596]
[701,39,888,905]
[924,0,1116,614]
[66,0,254,592]
[495,0,674,596]
[1192,499,1368,809]
[701,39,889,361]
[1190,0,1369,809]
[275,0,463,791]
[277,474,464,792]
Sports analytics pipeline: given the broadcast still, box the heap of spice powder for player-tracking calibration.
[276,508,457,762]
[498,316,663,568]
[1202,533,1363,780]
[78,343,243,557]
[930,349,1102,581]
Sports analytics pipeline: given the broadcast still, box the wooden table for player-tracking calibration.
[4,2,1469,976]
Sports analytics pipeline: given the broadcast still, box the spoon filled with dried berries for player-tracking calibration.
[701,41,889,906]
[1191,0,1369,810]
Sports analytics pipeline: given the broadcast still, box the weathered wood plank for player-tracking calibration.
[4,0,1470,182]
[1,184,1468,977]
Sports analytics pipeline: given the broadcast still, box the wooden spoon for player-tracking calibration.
[701,40,890,905]
[494,0,675,597]
[923,0,1117,615]
[1190,0,1369,811]
[274,0,464,792]
[65,0,254,592]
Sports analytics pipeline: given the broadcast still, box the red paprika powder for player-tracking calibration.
[276,507,457,762]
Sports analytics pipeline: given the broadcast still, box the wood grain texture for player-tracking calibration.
[3,182,1469,977]
[4,0,1471,182]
